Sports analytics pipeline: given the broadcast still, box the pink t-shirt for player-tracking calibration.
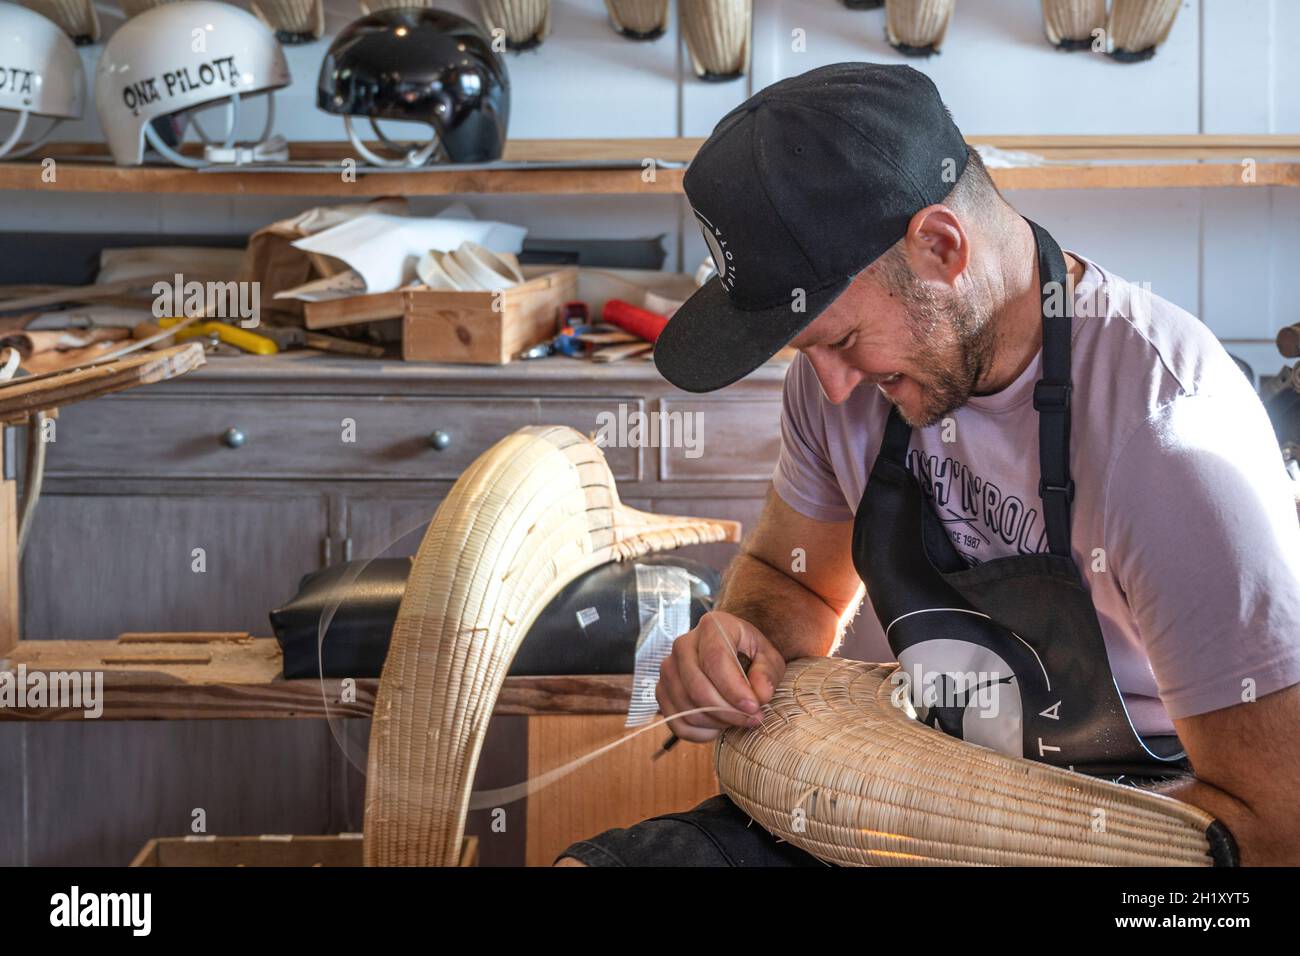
[773,255,1300,735]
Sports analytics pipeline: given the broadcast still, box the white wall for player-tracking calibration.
[5,0,1298,369]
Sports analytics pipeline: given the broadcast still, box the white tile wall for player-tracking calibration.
[4,0,1297,354]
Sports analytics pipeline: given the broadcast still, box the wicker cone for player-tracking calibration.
[1107,0,1181,61]
[17,0,100,43]
[478,0,551,50]
[605,0,668,40]
[251,0,325,40]
[362,425,740,866]
[716,658,1222,867]
[885,0,956,55]
[680,0,752,81]
[1041,0,1105,48]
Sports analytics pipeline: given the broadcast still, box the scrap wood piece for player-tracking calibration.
[0,342,204,422]
[363,424,740,866]
[716,658,1224,867]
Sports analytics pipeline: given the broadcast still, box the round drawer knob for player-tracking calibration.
[221,428,247,449]
[428,430,452,451]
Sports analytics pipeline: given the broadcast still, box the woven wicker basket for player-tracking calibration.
[885,0,956,56]
[117,0,181,18]
[716,658,1226,867]
[1107,0,1180,62]
[359,0,436,12]
[1041,0,1105,49]
[362,425,740,866]
[680,0,752,81]
[605,0,669,40]
[17,0,100,43]
[251,0,324,41]
[478,0,551,50]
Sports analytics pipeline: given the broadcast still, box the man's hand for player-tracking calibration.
[1164,682,1300,865]
[656,610,786,743]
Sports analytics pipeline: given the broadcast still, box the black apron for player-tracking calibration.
[851,220,1187,779]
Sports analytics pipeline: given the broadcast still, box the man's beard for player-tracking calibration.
[890,274,997,428]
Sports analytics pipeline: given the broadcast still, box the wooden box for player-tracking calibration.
[402,268,578,364]
[129,834,478,867]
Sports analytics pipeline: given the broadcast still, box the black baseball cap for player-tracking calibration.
[654,62,969,393]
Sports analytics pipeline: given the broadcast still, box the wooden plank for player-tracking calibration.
[1,136,1297,196]
[0,637,635,720]
[524,713,719,867]
[118,632,252,644]
[0,343,205,423]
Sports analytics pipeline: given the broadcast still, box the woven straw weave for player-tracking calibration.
[680,0,752,79]
[363,425,740,866]
[716,657,1218,867]
[1107,0,1181,55]
[478,0,551,46]
[1041,0,1106,45]
[605,0,668,38]
[252,0,324,37]
[18,0,100,41]
[885,0,956,51]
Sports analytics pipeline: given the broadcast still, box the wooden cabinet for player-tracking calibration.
[20,492,329,640]
[12,353,790,865]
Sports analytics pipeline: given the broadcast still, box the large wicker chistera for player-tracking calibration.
[363,425,1230,867]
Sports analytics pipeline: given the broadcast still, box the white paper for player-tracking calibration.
[291,213,526,293]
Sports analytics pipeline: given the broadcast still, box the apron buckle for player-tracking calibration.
[1033,381,1072,411]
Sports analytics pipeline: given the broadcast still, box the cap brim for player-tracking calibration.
[653,276,852,392]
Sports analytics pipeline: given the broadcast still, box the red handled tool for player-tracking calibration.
[603,299,670,344]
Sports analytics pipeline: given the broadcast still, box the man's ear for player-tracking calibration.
[903,205,969,286]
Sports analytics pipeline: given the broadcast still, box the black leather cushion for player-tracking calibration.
[271,555,719,680]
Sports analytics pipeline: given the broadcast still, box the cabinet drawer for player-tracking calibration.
[658,400,782,480]
[46,395,643,481]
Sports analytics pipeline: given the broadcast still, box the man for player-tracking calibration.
[557,63,1300,867]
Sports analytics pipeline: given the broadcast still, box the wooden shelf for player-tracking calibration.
[1,136,1296,196]
[0,636,634,721]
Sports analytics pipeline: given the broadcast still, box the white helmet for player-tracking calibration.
[94,0,290,167]
[0,3,85,159]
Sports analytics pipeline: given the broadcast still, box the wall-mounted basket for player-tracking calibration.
[885,0,956,57]
[478,0,552,51]
[1107,0,1180,62]
[17,0,99,44]
[116,0,182,18]
[251,0,325,44]
[605,0,668,41]
[681,0,752,82]
[1042,0,1106,51]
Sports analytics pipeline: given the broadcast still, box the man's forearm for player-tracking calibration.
[716,552,846,661]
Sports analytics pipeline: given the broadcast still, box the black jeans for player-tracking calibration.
[558,794,823,867]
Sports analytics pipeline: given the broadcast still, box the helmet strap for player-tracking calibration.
[345,115,445,168]
[0,111,63,160]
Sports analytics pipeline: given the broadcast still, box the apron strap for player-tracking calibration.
[879,402,913,466]
[1026,218,1075,558]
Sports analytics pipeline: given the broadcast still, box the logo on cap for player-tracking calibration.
[694,210,735,292]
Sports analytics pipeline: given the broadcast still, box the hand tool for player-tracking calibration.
[603,298,670,344]
[158,317,279,355]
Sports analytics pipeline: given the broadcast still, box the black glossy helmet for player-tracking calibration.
[317,7,509,167]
